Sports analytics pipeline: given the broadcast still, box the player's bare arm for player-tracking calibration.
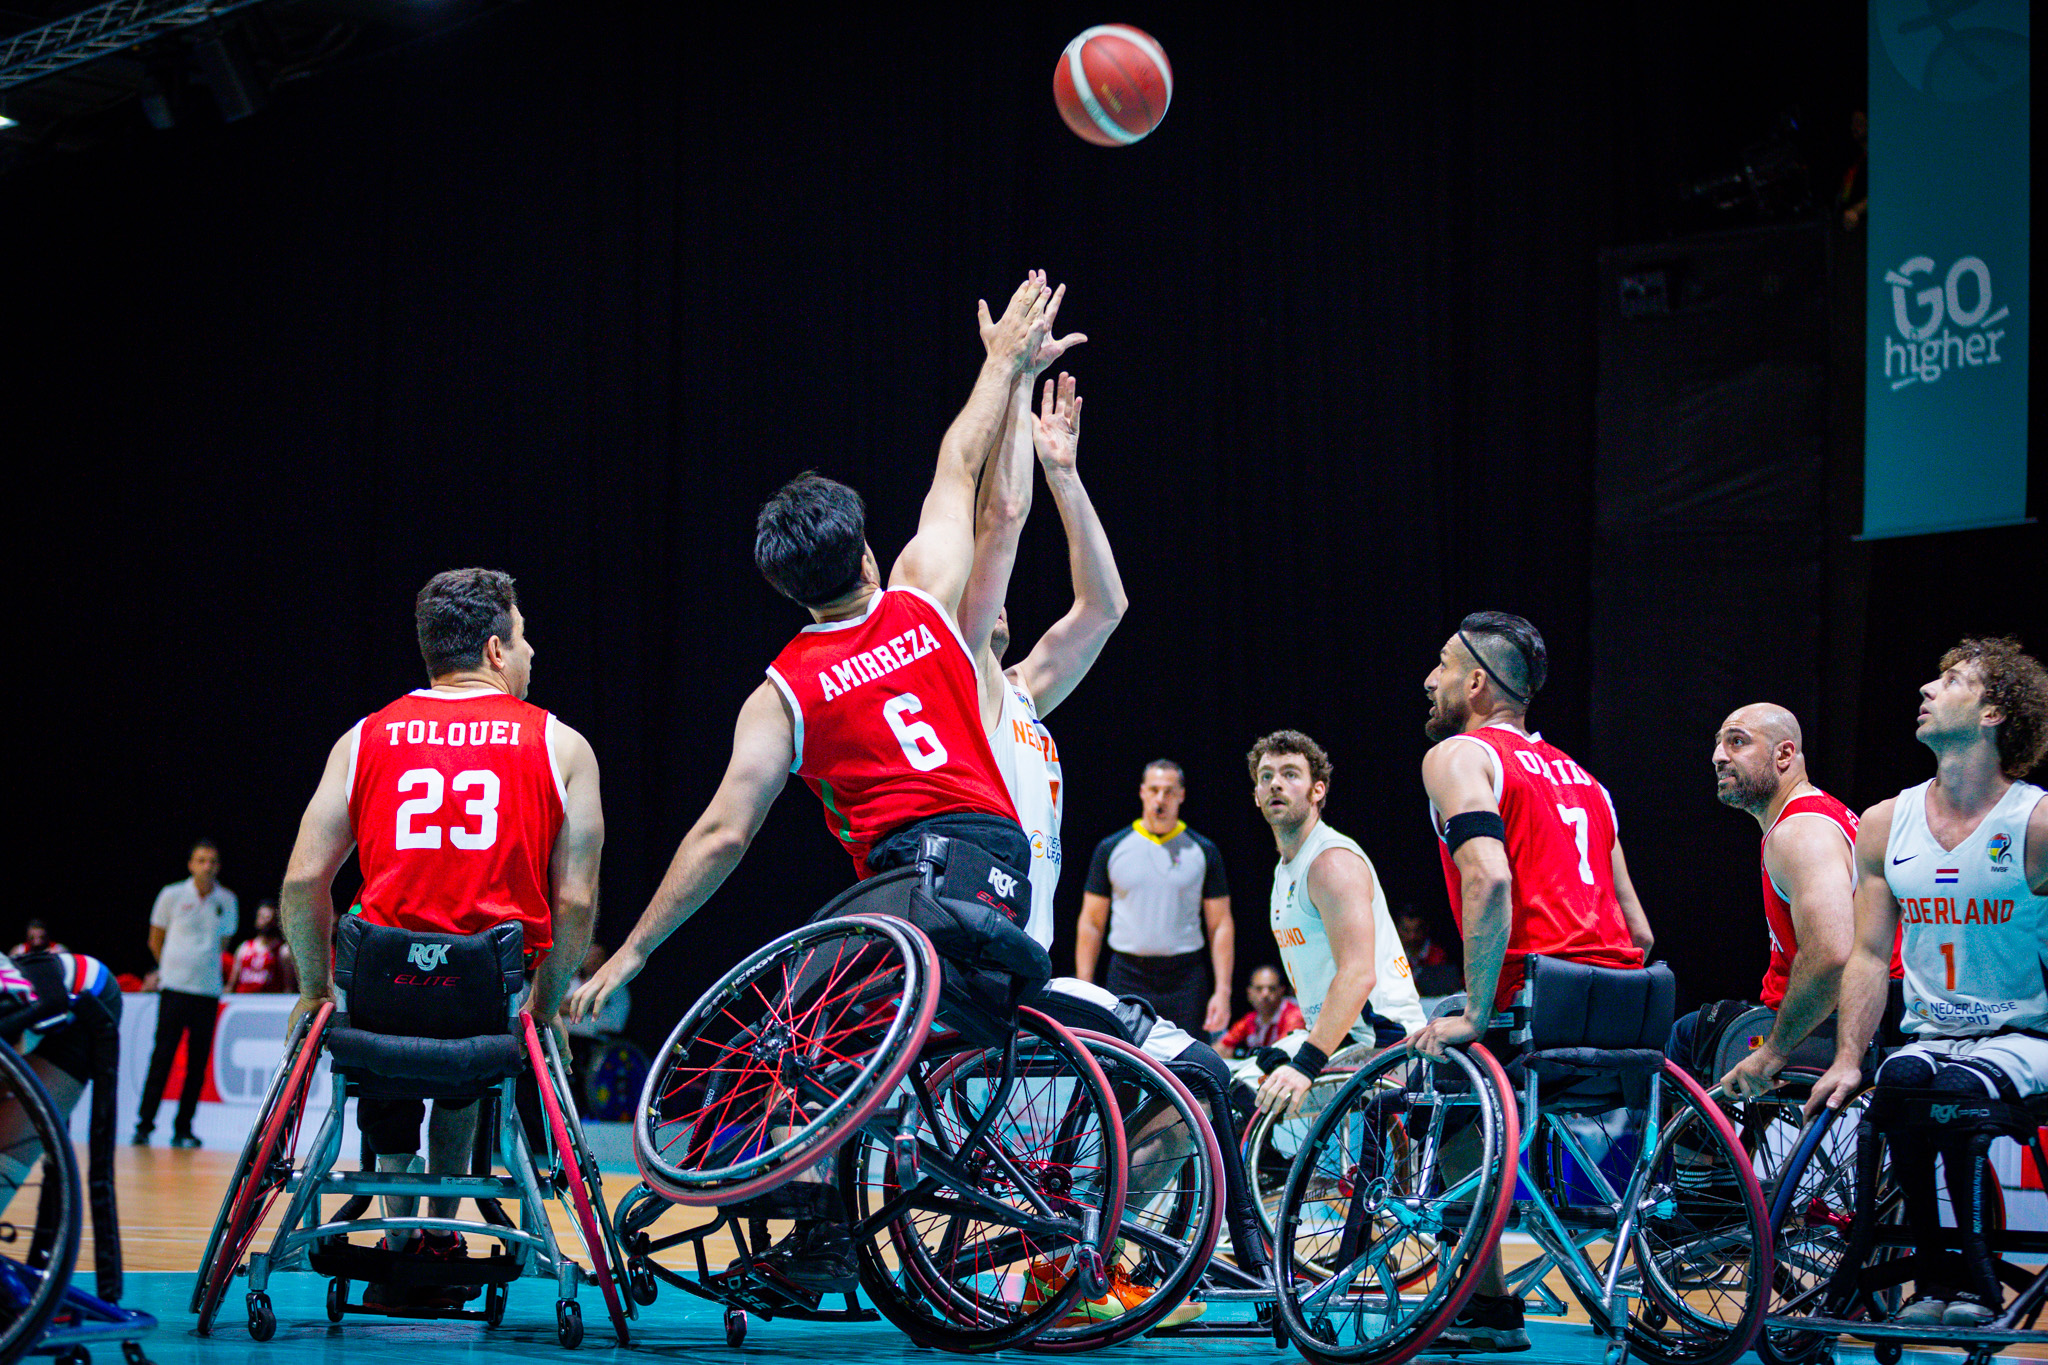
[890,274,1052,616]
[1721,815,1856,1097]
[564,681,793,1023]
[1012,372,1126,717]
[527,721,603,1026]
[280,728,359,1033]
[1075,891,1111,981]
[1257,847,1379,1116]
[1610,839,1654,954]
[1805,798,1902,1115]
[1412,739,1512,1058]
[1202,892,1234,1034]
[2029,792,2048,894]
[963,372,1038,723]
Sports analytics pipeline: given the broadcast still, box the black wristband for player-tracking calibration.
[1255,1046,1289,1075]
[1290,1041,1330,1081]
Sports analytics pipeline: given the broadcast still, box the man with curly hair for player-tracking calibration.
[1809,637,2048,1327]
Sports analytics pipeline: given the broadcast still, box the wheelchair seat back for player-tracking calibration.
[1516,956,1675,1110]
[328,918,529,1099]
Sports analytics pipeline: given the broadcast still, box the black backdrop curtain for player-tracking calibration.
[4,3,2035,1045]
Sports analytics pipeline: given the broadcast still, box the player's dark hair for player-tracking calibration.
[755,472,868,607]
[190,838,219,857]
[1246,730,1334,807]
[1941,636,2048,778]
[1142,759,1186,786]
[1458,611,1548,709]
[415,568,519,679]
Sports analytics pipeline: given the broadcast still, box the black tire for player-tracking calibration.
[326,1277,346,1322]
[246,1292,276,1342]
[1241,1066,1358,1262]
[725,1309,747,1347]
[484,1283,507,1328]
[557,1300,583,1349]
[629,1266,657,1306]
[0,1037,82,1365]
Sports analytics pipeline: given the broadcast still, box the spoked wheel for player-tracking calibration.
[844,1006,1129,1353]
[193,1001,332,1336]
[526,1015,633,1345]
[1757,1088,1901,1365]
[1275,1044,1519,1365]
[1244,1066,1406,1280]
[635,915,942,1206]
[0,1037,82,1365]
[1616,1059,1775,1365]
[1025,1028,1223,1351]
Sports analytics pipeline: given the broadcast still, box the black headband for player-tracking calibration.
[1457,629,1530,706]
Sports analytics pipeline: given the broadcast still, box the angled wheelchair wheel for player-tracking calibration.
[1243,1066,1383,1278]
[1617,1059,1774,1365]
[1025,1028,1222,1352]
[524,1015,631,1346]
[1275,1044,1519,1365]
[0,1038,82,1365]
[193,1001,332,1337]
[845,1006,1128,1353]
[636,914,942,1206]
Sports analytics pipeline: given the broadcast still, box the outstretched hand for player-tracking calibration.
[1024,281,1086,375]
[1033,372,1083,470]
[977,271,1052,371]
[563,944,644,1026]
[1802,1060,1863,1118]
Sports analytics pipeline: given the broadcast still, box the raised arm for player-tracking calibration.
[1805,799,1903,1114]
[1411,740,1511,1057]
[564,681,793,1022]
[528,722,604,1025]
[960,372,1037,720]
[1721,816,1855,1097]
[281,728,359,1031]
[891,275,1050,615]
[1012,373,1127,717]
[1255,848,1379,1117]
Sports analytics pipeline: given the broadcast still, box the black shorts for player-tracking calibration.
[868,812,1032,882]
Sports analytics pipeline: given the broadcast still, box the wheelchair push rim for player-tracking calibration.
[524,1013,632,1345]
[1276,1042,1520,1365]
[635,914,942,1206]
[0,1036,84,1365]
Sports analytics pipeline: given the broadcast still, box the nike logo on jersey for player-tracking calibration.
[1891,853,1918,865]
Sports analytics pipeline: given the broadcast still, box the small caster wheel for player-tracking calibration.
[1875,1344,1903,1365]
[630,1266,658,1305]
[557,1299,584,1349]
[247,1291,277,1342]
[485,1283,507,1328]
[725,1308,747,1347]
[1640,1303,1667,1330]
[327,1277,348,1322]
[121,1344,150,1365]
[60,1350,90,1365]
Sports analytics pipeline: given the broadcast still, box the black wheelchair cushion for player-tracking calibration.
[334,917,524,1039]
[1525,954,1675,1052]
[1029,986,1127,1039]
[812,848,1052,988]
[1868,1085,2047,1139]
[326,1027,528,1095]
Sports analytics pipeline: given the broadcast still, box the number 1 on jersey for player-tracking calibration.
[1555,803,1595,885]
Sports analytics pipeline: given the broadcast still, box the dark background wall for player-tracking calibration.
[4,2,2038,1051]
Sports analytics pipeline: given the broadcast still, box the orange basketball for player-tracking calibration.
[1052,25,1172,146]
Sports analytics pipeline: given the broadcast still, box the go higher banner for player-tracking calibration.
[1865,0,2029,539]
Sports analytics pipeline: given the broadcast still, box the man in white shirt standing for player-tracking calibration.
[133,839,237,1148]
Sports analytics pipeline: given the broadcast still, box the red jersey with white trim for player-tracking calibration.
[1433,725,1644,1010]
[348,688,565,953]
[766,587,1018,878]
[1758,789,1902,1008]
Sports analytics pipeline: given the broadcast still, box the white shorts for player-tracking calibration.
[1888,1033,2048,1099]
[1044,977,1199,1066]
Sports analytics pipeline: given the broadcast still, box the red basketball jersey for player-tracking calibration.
[766,587,1018,878]
[348,688,565,953]
[1433,725,1644,1011]
[1758,788,1902,1008]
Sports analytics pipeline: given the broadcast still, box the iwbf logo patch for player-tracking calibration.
[407,942,451,971]
[1882,255,2012,390]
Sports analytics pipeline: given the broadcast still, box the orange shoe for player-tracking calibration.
[1021,1260,1125,1328]
[1106,1266,1206,1328]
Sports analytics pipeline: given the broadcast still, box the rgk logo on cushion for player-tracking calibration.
[407,942,451,971]
[986,867,1018,900]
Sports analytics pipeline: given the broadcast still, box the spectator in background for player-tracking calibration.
[228,899,297,994]
[133,839,237,1148]
[9,920,63,956]
[1077,760,1234,1035]
[1395,904,1464,997]
[1218,964,1306,1059]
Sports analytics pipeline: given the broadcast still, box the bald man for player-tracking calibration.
[1701,704,1898,1097]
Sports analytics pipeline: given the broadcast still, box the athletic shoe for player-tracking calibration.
[1021,1261,1123,1327]
[414,1231,481,1306]
[1104,1267,1206,1328]
[1893,1293,1950,1325]
[751,1218,857,1291]
[1437,1293,1531,1351]
[129,1126,150,1147]
[1942,1292,1999,1327]
[170,1132,202,1149]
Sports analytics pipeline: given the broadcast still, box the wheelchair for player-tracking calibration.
[615,835,1129,1352]
[1273,956,1775,1365]
[1760,1074,2047,1365]
[190,918,632,1347]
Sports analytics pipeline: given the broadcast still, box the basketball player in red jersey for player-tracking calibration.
[1408,611,1653,1350]
[280,569,604,1284]
[1708,703,1900,1098]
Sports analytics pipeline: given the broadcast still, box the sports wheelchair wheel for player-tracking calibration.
[636,915,942,1205]
[1025,1029,1222,1351]
[1244,1066,1382,1278]
[843,1006,1128,1353]
[0,1036,82,1365]
[525,1014,632,1345]
[1275,1044,1519,1365]
[1613,1059,1774,1365]
[193,1001,331,1336]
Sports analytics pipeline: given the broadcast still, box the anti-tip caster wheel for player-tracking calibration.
[247,1290,277,1342]
[725,1308,747,1347]
[1640,1302,1668,1330]
[1875,1343,1903,1365]
[484,1282,507,1328]
[59,1350,90,1365]
[120,1344,150,1365]
[630,1266,658,1305]
[327,1277,348,1322]
[557,1298,584,1349]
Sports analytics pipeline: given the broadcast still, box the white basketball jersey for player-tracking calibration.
[1269,818,1426,1039]
[990,674,1062,949]
[1886,778,2048,1038]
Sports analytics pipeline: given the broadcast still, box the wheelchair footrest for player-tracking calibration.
[706,1259,831,1316]
[309,1242,522,1289]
